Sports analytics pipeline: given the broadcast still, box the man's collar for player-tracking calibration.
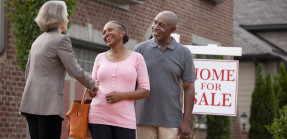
[151,37,177,50]
[151,38,158,48]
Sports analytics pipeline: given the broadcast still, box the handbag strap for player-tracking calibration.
[81,88,88,105]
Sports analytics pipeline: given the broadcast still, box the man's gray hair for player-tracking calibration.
[35,1,68,32]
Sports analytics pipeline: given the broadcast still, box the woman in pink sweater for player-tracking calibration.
[88,21,150,139]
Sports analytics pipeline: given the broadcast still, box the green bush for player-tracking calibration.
[206,115,231,139]
[5,0,76,71]
[249,64,275,139]
[275,62,287,112]
[266,105,287,139]
[268,62,287,138]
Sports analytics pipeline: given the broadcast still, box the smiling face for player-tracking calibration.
[102,22,125,47]
[152,13,176,44]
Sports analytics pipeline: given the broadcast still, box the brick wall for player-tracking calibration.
[0,21,27,138]
[232,116,242,139]
[71,0,233,46]
[0,0,237,138]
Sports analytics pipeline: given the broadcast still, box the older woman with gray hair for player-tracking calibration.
[19,1,98,139]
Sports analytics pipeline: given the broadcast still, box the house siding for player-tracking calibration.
[238,62,256,133]
[264,61,278,76]
[256,31,287,53]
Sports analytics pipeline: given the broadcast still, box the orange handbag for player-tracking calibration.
[66,88,91,139]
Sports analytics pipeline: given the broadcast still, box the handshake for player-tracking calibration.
[88,80,100,97]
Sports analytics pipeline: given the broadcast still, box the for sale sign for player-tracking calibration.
[192,59,239,116]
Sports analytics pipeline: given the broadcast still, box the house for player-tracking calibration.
[234,0,287,137]
[0,0,237,138]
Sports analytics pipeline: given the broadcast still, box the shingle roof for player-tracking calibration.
[234,0,287,25]
[234,22,287,61]
[234,22,271,55]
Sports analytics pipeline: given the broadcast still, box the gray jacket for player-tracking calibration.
[19,30,95,119]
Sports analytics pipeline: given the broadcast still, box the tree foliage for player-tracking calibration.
[274,62,287,111]
[206,115,231,139]
[267,62,287,138]
[266,105,287,139]
[5,0,76,71]
[249,64,275,139]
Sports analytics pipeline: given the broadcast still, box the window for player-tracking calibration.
[71,38,110,73]
[74,48,99,73]
[194,114,207,129]
[0,0,6,55]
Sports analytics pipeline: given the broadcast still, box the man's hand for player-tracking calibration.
[177,121,190,139]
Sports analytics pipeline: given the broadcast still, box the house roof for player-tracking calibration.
[234,22,287,61]
[234,0,287,25]
[234,22,271,55]
[234,0,287,61]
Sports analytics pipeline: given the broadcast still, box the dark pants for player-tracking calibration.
[88,123,135,139]
[24,113,63,139]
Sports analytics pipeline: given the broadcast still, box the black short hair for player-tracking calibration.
[108,21,129,44]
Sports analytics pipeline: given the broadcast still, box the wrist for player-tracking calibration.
[92,88,96,92]
[182,118,191,123]
[182,115,191,123]
[90,86,97,92]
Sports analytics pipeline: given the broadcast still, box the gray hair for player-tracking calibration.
[35,1,68,32]
[158,11,178,27]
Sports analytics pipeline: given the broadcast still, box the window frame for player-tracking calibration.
[71,38,110,72]
[0,0,6,55]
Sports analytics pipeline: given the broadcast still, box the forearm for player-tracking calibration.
[106,88,149,104]
[75,73,95,91]
[182,93,194,123]
[182,82,195,123]
[122,88,150,100]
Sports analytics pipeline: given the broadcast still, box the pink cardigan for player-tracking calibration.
[88,51,150,129]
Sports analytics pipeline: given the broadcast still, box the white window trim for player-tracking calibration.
[98,0,144,10]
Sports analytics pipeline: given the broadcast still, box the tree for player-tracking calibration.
[206,115,231,139]
[267,62,287,138]
[266,105,287,139]
[249,64,275,139]
[274,62,287,112]
[5,0,76,71]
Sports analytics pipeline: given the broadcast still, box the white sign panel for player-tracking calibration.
[192,59,239,116]
[185,44,242,56]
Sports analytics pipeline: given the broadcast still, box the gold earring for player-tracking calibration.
[121,35,123,38]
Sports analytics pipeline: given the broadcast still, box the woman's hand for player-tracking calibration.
[88,90,97,98]
[105,88,149,104]
[88,80,100,98]
[105,92,124,104]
